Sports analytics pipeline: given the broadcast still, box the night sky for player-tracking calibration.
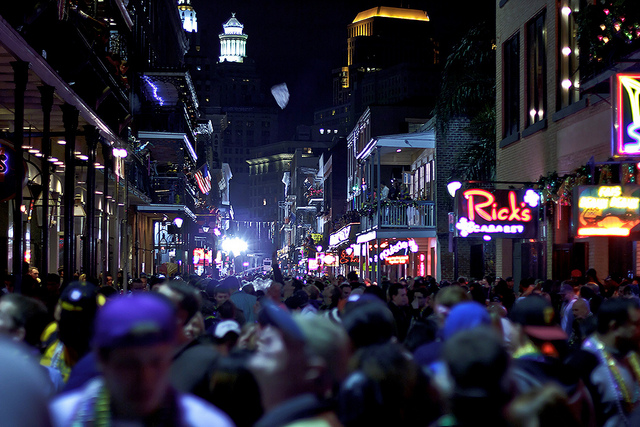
[191,0,493,139]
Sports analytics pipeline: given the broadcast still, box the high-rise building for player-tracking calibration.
[316,6,440,136]
[178,0,198,33]
[219,13,248,63]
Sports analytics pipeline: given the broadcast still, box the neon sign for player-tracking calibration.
[574,185,640,236]
[456,189,539,238]
[385,255,409,265]
[369,239,418,263]
[339,247,358,264]
[615,74,640,156]
[329,225,352,247]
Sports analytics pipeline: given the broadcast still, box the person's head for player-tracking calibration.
[105,273,114,287]
[267,281,283,303]
[347,271,359,283]
[221,276,241,294]
[155,281,201,344]
[214,286,231,306]
[509,295,567,351]
[388,283,408,306]
[213,320,241,355]
[58,282,102,358]
[596,298,640,353]
[217,300,237,320]
[443,328,510,423]
[434,285,471,325]
[323,285,340,306]
[249,303,310,410]
[558,281,576,302]
[93,293,177,419]
[342,297,395,347]
[339,283,352,300]
[26,267,39,281]
[572,298,591,320]
[413,288,428,309]
[293,314,351,396]
[130,278,148,293]
[0,294,49,347]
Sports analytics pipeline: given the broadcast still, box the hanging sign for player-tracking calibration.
[573,185,640,236]
[614,73,640,156]
[455,188,539,238]
[0,139,27,202]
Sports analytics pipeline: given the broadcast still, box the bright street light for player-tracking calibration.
[222,237,248,256]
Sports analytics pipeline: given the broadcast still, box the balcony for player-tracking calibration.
[151,173,197,211]
[359,200,435,231]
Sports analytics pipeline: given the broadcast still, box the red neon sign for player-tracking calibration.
[615,74,640,156]
[385,255,409,265]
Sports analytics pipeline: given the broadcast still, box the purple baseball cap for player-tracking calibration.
[93,294,177,349]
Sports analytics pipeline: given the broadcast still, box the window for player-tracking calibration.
[503,33,520,138]
[557,0,582,109]
[527,12,546,126]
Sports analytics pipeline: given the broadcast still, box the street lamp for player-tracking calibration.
[173,217,184,229]
[202,225,210,233]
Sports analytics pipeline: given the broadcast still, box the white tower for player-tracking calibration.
[219,13,247,63]
[178,0,197,33]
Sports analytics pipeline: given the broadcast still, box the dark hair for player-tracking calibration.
[0,294,49,347]
[404,318,438,352]
[347,271,359,282]
[217,300,237,320]
[388,283,405,299]
[597,298,638,334]
[164,281,201,324]
[342,301,395,348]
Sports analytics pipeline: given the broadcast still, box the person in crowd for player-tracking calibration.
[568,297,595,350]
[22,266,41,299]
[225,275,257,325]
[0,337,53,426]
[387,282,411,342]
[580,298,640,427]
[156,281,220,399]
[435,327,510,427]
[212,320,241,356]
[339,341,439,426]
[49,293,233,427]
[249,303,346,427]
[507,384,582,427]
[410,286,433,321]
[508,295,595,426]
[430,284,471,328]
[0,293,63,394]
[130,278,148,292]
[337,282,352,312]
[559,281,580,337]
[41,282,101,383]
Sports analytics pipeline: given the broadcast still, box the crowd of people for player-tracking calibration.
[2,261,640,426]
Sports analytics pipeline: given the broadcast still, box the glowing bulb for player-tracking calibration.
[561,79,572,89]
[562,46,572,56]
[561,6,571,15]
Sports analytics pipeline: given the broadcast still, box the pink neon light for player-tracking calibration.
[617,74,640,155]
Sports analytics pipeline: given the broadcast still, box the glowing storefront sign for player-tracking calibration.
[385,255,409,265]
[329,225,352,247]
[370,239,418,263]
[339,247,359,264]
[615,74,640,156]
[574,185,640,236]
[193,248,213,266]
[309,258,319,270]
[418,253,426,276]
[456,189,538,238]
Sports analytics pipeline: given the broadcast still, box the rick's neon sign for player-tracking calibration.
[456,189,539,238]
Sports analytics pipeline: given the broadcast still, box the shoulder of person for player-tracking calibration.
[179,393,235,427]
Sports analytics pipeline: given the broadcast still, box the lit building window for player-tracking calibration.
[503,33,520,139]
[527,12,546,127]
[557,0,581,110]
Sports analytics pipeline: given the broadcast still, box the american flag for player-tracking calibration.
[195,164,212,195]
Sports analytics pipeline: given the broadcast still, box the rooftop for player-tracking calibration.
[352,6,429,24]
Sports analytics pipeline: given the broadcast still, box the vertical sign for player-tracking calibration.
[615,74,640,156]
